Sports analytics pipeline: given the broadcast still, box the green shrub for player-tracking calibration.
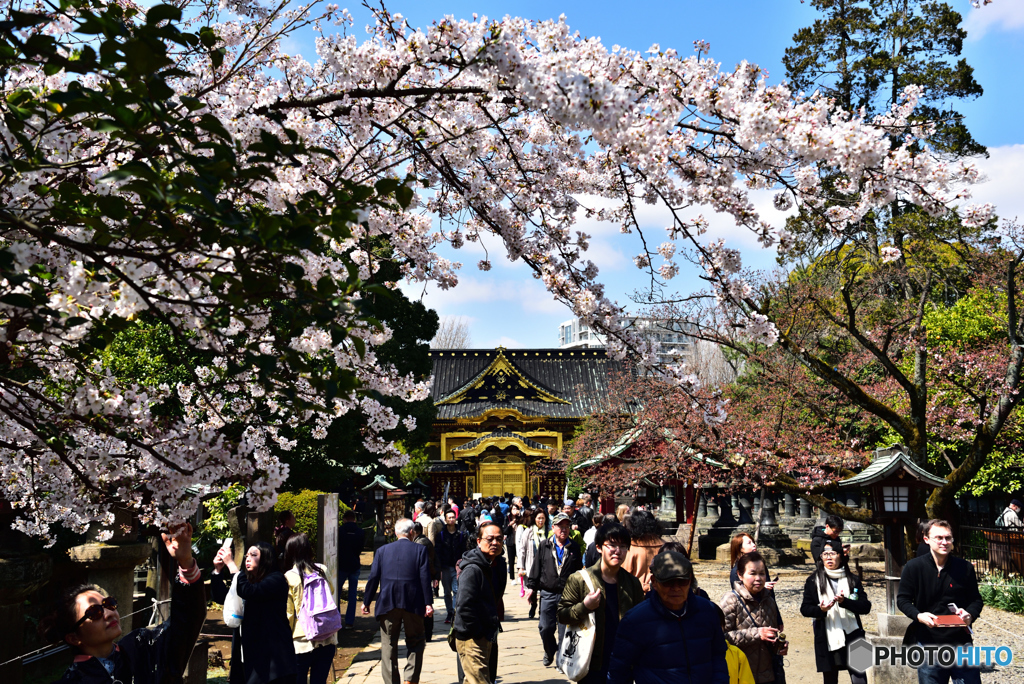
[275,489,326,548]
[980,572,1024,614]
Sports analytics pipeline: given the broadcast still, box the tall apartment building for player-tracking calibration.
[557,316,694,366]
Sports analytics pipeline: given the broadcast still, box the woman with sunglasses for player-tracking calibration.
[799,538,871,684]
[44,523,205,684]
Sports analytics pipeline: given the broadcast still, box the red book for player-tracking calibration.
[934,614,967,627]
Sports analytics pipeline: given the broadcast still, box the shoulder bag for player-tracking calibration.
[558,569,599,682]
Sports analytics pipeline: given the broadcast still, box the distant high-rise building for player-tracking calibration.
[557,316,694,366]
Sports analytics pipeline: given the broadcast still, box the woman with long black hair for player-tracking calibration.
[44,524,205,684]
[211,541,297,684]
[283,533,337,684]
[799,538,871,684]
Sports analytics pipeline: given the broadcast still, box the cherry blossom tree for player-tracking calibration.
[0,0,997,538]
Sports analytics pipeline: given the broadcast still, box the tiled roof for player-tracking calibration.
[425,460,475,473]
[451,428,552,453]
[429,347,617,420]
[839,445,946,488]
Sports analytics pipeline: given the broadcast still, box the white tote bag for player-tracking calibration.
[558,569,598,682]
[222,572,245,628]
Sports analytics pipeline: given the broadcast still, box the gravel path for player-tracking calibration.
[691,558,1024,684]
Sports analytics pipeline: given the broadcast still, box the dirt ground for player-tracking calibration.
[203,551,379,683]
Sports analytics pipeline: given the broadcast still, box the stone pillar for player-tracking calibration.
[0,545,52,684]
[731,494,740,520]
[761,493,778,526]
[697,492,707,519]
[68,539,152,636]
[317,493,338,601]
[783,493,795,517]
[799,498,812,519]
[753,490,762,517]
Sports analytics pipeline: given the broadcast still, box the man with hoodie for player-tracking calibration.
[453,521,506,684]
[528,512,584,667]
[608,551,729,684]
[811,515,847,564]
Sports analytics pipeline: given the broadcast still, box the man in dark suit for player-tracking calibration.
[362,518,434,684]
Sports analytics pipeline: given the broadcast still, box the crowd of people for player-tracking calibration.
[40,497,993,684]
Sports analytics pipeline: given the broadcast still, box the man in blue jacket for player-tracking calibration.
[607,551,729,684]
[362,518,434,684]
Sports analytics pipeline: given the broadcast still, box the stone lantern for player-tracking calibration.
[838,443,945,669]
[362,475,398,549]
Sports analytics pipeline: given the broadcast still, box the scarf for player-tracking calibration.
[818,567,859,651]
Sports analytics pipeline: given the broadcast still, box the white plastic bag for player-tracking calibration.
[558,570,598,682]
[223,572,245,629]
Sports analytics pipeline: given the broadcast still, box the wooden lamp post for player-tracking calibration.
[837,445,946,615]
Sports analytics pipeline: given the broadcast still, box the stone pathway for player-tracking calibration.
[340,578,570,684]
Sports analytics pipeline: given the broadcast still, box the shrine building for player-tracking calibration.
[424,347,616,501]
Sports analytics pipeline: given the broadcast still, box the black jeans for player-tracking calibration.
[823,670,867,684]
[296,645,336,684]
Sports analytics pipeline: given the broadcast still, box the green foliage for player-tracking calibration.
[924,290,1007,347]
[980,572,1024,614]
[194,484,246,564]
[962,450,1024,497]
[275,489,326,547]
[399,441,430,484]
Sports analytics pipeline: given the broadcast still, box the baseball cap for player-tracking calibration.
[650,551,693,582]
[1011,499,1023,509]
[564,498,575,506]
[551,512,572,525]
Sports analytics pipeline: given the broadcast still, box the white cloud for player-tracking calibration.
[965,3,1024,39]
[484,335,526,349]
[972,144,1024,223]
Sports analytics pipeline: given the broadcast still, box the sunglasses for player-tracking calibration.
[75,596,118,627]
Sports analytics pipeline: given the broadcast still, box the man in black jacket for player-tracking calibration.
[527,512,583,667]
[436,507,469,624]
[338,509,364,627]
[897,519,984,684]
[454,522,505,684]
[810,514,846,564]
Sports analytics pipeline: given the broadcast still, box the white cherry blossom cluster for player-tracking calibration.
[0,0,996,536]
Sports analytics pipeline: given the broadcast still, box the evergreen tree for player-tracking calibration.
[784,0,984,158]
[782,0,987,263]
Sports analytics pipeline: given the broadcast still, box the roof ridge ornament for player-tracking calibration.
[434,347,570,406]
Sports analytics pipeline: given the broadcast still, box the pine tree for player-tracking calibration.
[784,0,985,158]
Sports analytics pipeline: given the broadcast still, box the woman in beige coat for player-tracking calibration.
[719,551,787,684]
[516,509,546,618]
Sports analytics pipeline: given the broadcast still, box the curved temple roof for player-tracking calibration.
[451,428,553,456]
[429,347,616,420]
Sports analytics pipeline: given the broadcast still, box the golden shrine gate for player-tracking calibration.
[424,347,616,501]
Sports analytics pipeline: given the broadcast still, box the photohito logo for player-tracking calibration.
[847,638,1013,673]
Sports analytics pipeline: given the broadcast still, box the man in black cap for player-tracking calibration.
[997,498,1022,528]
[607,551,729,684]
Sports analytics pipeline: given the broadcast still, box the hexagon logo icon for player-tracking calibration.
[848,638,874,673]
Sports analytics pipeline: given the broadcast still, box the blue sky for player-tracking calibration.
[289,1,1024,349]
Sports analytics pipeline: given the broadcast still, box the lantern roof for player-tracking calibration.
[362,474,399,491]
[838,445,946,489]
[405,477,430,490]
